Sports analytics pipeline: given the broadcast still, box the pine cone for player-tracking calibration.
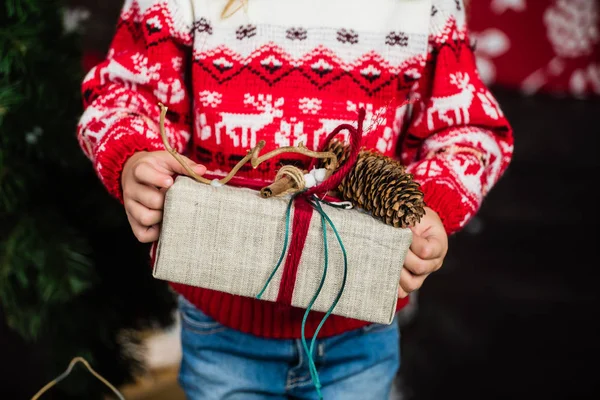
[319,140,425,228]
[320,138,349,170]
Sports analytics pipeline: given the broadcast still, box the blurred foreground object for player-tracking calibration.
[0,1,176,398]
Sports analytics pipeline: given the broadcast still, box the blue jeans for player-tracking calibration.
[177,296,400,400]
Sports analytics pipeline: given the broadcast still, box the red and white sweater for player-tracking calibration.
[78,0,513,339]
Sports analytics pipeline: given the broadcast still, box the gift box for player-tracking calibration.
[152,176,412,325]
[151,105,420,327]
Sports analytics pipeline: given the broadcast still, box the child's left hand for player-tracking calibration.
[399,207,448,298]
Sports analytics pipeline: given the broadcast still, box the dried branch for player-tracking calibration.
[220,140,265,185]
[251,142,337,173]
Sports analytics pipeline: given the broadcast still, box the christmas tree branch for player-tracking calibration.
[1,2,180,396]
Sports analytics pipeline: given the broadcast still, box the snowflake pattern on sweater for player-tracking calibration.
[77,0,514,339]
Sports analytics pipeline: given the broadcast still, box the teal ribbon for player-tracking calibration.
[302,196,348,399]
[256,193,348,400]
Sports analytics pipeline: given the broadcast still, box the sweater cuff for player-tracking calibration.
[93,115,165,203]
[418,180,471,235]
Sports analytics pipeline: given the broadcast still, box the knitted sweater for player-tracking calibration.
[78,0,513,339]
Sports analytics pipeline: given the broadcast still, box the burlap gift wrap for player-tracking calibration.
[152,176,413,325]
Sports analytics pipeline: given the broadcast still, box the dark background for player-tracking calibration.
[2,1,599,399]
[399,89,599,399]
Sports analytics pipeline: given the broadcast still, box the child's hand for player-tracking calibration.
[121,151,206,243]
[399,207,448,298]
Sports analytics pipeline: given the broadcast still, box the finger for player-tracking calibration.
[398,286,409,299]
[399,267,426,295]
[410,233,444,260]
[404,250,442,276]
[126,211,161,243]
[133,162,175,188]
[125,198,163,228]
[131,185,165,210]
[155,152,206,177]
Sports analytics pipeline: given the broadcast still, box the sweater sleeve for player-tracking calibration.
[399,0,514,234]
[77,0,194,202]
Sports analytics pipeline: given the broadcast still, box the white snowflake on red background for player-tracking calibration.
[570,63,600,96]
[520,0,599,96]
[472,29,511,85]
[198,91,223,108]
[172,56,183,70]
[298,98,322,115]
[130,53,162,82]
[491,0,526,14]
[544,0,599,59]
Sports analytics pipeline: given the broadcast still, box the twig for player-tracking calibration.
[220,140,265,185]
[251,142,337,172]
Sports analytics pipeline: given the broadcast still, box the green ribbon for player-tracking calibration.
[256,193,348,399]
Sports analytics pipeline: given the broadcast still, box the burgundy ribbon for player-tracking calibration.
[275,109,366,307]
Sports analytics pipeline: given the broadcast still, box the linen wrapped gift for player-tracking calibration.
[152,107,417,325]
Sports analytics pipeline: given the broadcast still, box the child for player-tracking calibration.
[77,0,513,398]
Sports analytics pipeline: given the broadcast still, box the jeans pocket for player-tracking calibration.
[178,296,228,335]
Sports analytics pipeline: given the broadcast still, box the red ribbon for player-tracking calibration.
[275,109,366,307]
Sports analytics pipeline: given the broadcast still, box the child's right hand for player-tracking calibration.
[121,151,206,243]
